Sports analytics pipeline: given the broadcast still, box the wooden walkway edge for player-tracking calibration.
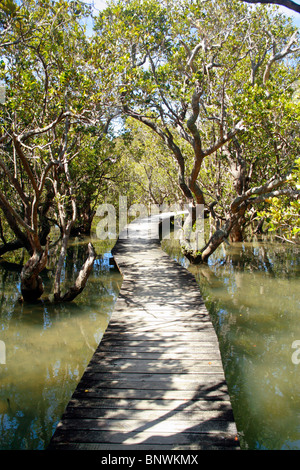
[47,213,240,450]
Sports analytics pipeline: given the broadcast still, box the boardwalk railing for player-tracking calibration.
[48,213,240,450]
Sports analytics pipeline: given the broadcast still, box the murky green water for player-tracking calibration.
[1,231,299,451]
[163,237,300,450]
[0,238,122,450]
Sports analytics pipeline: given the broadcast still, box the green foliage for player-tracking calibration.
[257,159,300,242]
[112,117,182,207]
[0,0,299,259]
[0,0,19,17]
[92,0,300,249]
[0,0,117,247]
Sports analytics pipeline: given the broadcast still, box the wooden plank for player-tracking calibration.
[97,341,219,349]
[78,372,227,382]
[100,336,219,346]
[83,362,224,374]
[92,352,222,360]
[75,377,228,392]
[48,429,239,449]
[48,213,240,450]
[66,397,234,411]
[100,333,218,341]
[55,417,238,434]
[46,442,238,450]
[71,382,231,401]
[63,407,235,422]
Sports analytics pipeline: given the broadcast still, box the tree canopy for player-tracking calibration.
[0,0,299,301]
[94,0,300,258]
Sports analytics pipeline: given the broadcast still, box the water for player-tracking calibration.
[0,238,122,450]
[162,238,300,450]
[1,232,299,450]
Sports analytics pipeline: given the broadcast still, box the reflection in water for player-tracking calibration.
[1,232,299,450]
[0,237,122,450]
[162,238,300,450]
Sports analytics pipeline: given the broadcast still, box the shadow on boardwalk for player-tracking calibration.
[48,215,239,450]
[48,311,239,449]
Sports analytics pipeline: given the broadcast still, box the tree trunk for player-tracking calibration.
[229,210,246,242]
[254,217,265,235]
[181,215,236,264]
[54,242,96,302]
[20,244,48,302]
[70,206,96,236]
[200,227,230,262]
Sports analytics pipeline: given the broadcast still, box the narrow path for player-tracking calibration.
[48,213,239,450]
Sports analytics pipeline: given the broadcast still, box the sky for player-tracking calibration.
[277,2,300,27]
[90,0,107,13]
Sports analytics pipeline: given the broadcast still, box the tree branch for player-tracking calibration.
[203,121,245,158]
[59,243,96,302]
[263,31,300,85]
[0,154,29,205]
[13,135,39,194]
[241,0,300,14]
[0,190,34,235]
[250,187,300,203]
[230,172,293,212]
[17,110,68,142]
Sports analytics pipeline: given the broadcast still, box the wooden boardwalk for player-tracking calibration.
[48,213,239,450]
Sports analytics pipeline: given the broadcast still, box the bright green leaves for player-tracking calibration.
[257,196,300,242]
[2,0,96,121]
[112,116,182,206]
[93,0,171,107]
[232,84,271,131]
[260,158,300,241]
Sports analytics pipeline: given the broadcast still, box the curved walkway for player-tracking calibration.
[48,213,239,450]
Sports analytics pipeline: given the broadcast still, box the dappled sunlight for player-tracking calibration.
[49,214,239,450]
[57,378,237,449]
